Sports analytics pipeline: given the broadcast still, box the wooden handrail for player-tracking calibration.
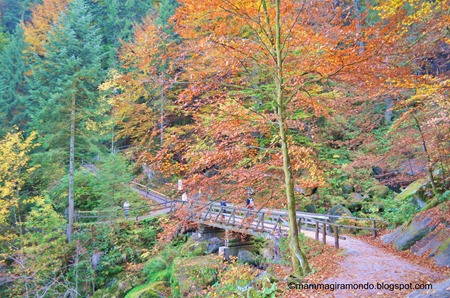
[74,193,382,248]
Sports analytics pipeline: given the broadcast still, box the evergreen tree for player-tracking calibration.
[28,0,106,242]
[0,0,37,33]
[0,25,8,52]
[0,28,29,136]
[156,0,178,37]
[93,154,139,208]
[88,0,154,66]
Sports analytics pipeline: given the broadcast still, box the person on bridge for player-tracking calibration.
[123,201,130,219]
[181,191,188,203]
[220,200,227,218]
[246,197,254,210]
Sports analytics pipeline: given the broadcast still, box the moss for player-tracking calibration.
[172,255,222,296]
[125,281,165,298]
[438,237,450,254]
[394,178,427,202]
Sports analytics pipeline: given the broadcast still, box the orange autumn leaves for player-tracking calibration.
[105,0,448,204]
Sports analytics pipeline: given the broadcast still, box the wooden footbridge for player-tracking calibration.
[74,182,382,249]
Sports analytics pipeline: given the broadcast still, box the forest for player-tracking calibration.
[0,0,449,297]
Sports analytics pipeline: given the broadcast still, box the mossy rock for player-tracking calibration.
[435,237,450,266]
[304,204,316,213]
[392,216,436,250]
[341,184,354,195]
[368,185,390,199]
[326,195,346,206]
[143,256,166,279]
[411,226,450,267]
[328,205,353,233]
[237,249,258,266]
[329,204,352,219]
[179,237,208,256]
[394,178,428,202]
[172,255,222,296]
[125,281,165,298]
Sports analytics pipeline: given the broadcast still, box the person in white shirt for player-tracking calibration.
[123,201,130,219]
[181,192,188,203]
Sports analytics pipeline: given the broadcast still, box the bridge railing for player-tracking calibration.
[169,200,383,248]
[74,201,173,223]
[131,181,170,201]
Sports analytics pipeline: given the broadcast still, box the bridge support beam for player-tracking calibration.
[196,225,226,241]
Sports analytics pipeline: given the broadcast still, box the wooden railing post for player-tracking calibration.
[261,212,265,230]
[322,220,327,244]
[297,217,302,233]
[315,221,319,241]
[373,220,377,238]
[334,226,339,249]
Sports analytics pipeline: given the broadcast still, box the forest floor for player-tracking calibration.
[279,230,450,298]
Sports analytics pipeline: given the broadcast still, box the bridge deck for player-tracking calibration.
[75,185,382,247]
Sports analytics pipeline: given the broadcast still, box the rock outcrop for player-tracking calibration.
[382,201,450,266]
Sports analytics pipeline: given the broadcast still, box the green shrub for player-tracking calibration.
[383,198,420,228]
[143,256,167,279]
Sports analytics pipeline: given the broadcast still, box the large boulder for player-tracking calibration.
[368,185,390,199]
[383,201,450,266]
[410,223,450,266]
[304,204,316,213]
[329,205,352,220]
[392,216,436,250]
[328,205,353,233]
[180,237,207,256]
[238,249,258,266]
[341,184,354,195]
[394,178,428,202]
[262,243,274,261]
[207,237,224,254]
[434,238,450,266]
[348,192,363,202]
[381,225,405,244]
[346,193,363,212]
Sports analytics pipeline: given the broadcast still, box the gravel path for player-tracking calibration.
[300,230,447,297]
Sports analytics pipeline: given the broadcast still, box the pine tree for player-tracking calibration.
[88,0,154,66]
[0,25,8,52]
[28,0,105,242]
[0,0,37,33]
[156,0,178,37]
[0,27,29,137]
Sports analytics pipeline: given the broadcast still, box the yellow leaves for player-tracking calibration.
[0,130,39,227]
[23,0,71,56]
[376,0,446,35]
[99,69,122,92]
[0,130,38,187]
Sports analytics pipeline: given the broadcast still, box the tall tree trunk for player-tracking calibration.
[67,95,76,243]
[160,74,165,146]
[412,115,438,196]
[274,0,310,277]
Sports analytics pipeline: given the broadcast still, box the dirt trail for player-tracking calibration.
[301,230,447,297]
